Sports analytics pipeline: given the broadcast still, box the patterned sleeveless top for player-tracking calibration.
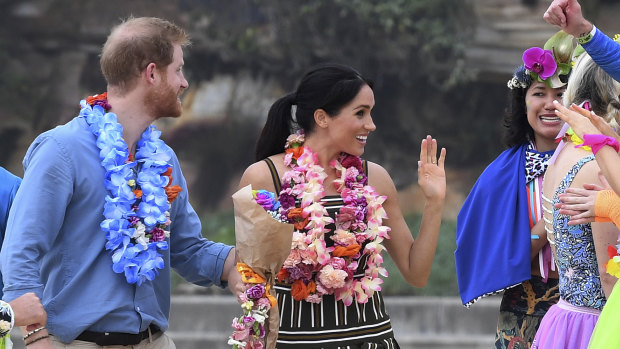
[546,155,606,310]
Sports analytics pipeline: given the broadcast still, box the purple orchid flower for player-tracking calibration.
[522,47,557,80]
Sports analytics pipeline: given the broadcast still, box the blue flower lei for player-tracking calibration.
[79,95,175,285]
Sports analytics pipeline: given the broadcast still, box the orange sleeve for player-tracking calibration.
[595,190,620,225]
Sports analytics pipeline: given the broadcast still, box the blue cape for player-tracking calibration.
[455,144,531,306]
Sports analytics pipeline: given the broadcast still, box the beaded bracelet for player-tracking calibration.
[25,334,49,346]
[23,326,46,340]
[0,300,14,337]
[578,134,620,154]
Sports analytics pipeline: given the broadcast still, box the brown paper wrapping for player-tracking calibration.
[232,184,294,349]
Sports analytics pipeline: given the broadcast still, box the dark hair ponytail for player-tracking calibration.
[255,63,373,161]
[255,93,296,161]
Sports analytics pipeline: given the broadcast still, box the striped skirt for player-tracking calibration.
[275,283,399,349]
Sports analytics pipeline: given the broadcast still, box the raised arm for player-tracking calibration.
[545,0,620,81]
[371,135,446,287]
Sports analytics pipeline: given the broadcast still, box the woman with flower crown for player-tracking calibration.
[530,50,620,348]
[456,31,574,349]
[237,63,446,348]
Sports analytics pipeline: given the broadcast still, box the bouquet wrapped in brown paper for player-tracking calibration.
[228,185,293,349]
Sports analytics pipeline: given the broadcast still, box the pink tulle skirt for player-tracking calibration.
[531,299,600,349]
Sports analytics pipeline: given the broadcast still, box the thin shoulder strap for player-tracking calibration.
[362,159,368,177]
[263,158,282,194]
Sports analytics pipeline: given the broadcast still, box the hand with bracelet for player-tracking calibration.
[22,323,51,348]
[544,0,594,42]
[12,293,50,348]
[0,293,50,348]
[545,0,620,83]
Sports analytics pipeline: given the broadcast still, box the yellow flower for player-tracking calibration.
[606,259,620,278]
[0,320,10,332]
[568,128,592,151]
[241,300,254,311]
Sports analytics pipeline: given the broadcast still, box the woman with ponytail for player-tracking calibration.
[238,63,447,348]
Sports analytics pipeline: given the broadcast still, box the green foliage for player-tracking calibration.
[0,39,39,122]
[201,209,236,246]
[251,0,476,88]
[187,0,475,89]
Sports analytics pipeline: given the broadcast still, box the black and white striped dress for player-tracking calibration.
[264,158,400,349]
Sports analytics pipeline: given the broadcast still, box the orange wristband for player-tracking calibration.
[595,190,620,225]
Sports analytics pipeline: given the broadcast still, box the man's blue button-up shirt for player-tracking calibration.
[0,116,233,343]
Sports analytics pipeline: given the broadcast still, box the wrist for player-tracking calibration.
[424,199,445,211]
[577,23,596,45]
[24,333,50,347]
[580,133,620,154]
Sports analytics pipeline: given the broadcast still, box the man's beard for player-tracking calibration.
[146,77,182,119]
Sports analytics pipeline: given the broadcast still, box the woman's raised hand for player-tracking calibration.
[418,135,446,203]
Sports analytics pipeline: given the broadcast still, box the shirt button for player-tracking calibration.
[136,306,141,312]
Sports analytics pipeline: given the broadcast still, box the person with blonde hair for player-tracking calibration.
[532,51,620,349]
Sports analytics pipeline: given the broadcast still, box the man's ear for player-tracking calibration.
[144,63,158,85]
[314,109,329,128]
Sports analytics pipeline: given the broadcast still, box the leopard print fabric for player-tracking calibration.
[525,145,552,183]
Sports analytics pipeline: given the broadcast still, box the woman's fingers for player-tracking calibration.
[420,135,441,165]
[437,147,447,167]
[568,103,592,117]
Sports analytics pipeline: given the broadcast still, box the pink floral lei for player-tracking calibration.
[276,130,391,305]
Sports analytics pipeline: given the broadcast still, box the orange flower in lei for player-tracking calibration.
[285,146,304,160]
[291,279,317,301]
[332,244,362,258]
[277,130,391,305]
[162,167,183,203]
[287,207,309,230]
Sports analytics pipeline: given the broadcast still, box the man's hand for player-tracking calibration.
[9,293,46,327]
[222,248,245,299]
[544,0,593,37]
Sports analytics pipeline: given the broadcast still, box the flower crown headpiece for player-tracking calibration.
[508,31,575,90]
